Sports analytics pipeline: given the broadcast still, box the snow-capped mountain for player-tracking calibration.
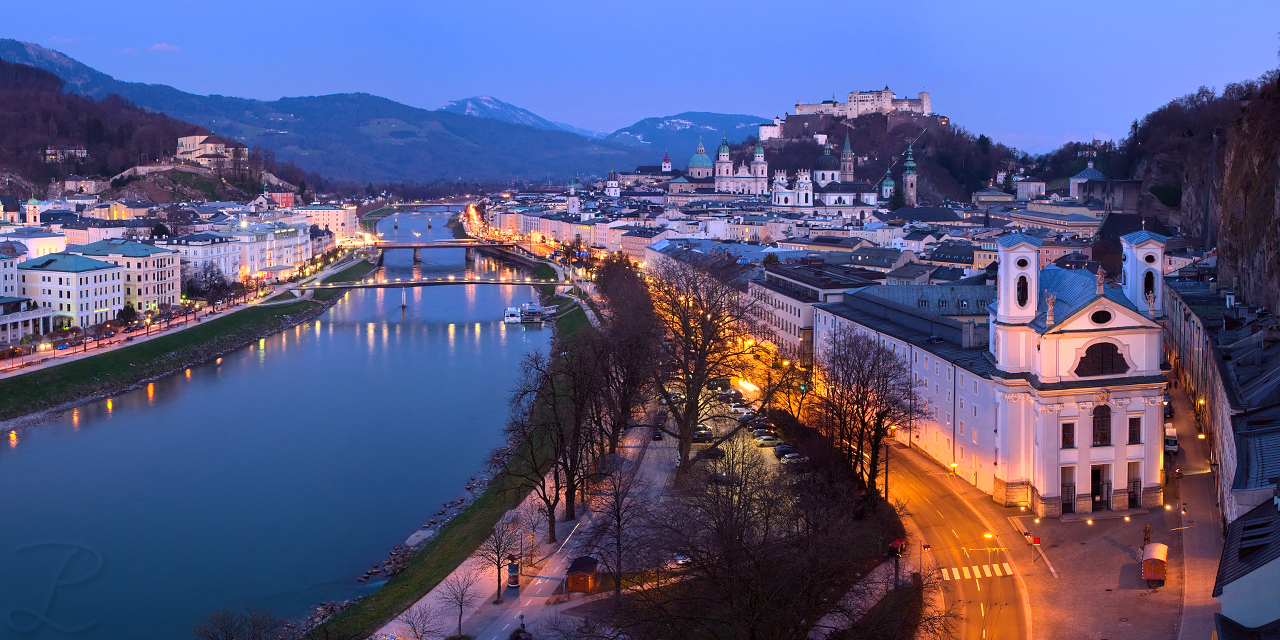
[438,96,606,138]
[605,112,770,167]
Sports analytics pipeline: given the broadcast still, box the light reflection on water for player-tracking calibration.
[0,211,551,640]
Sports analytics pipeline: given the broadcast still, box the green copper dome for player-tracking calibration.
[716,135,730,156]
[881,168,895,187]
[815,145,839,171]
[688,138,713,168]
[902,145,917,175]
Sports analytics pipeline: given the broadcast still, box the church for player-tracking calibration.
[814,231,1170,517]
[771,136,881,219]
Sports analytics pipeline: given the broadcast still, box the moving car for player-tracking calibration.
[653,429,663,441]
[673,552,692,566]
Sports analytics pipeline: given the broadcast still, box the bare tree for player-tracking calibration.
[514,501,545,566]
[812,325,926,502]
[498,351,566,543]
[647,252,796,478]
[192,607,284,640]
[581,459,654,599]
[437,567,484,638]
[475,519,519,603]
[396,602,448,640]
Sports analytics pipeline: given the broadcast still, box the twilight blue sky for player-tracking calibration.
[6,0,1279,152]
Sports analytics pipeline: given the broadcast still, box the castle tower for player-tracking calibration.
[880,168,895,200]
[661,152,672,173]
[840,134,856,182]
[1120,230,1168,318]
[605,168,620,199]
[992,234,1042,373]
[902,145,918,206]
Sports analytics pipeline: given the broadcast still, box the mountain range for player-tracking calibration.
[0,40,767,183]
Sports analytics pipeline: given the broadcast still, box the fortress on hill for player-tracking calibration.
[793,87,931,120]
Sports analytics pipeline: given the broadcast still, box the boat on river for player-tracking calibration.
[504,303,550,324]
[503,307,522,323]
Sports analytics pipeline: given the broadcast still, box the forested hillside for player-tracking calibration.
[0,59,194,186]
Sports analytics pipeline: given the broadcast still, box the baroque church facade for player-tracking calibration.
[815,231,1171,518]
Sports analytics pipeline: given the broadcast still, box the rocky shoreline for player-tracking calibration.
[292,468,498,633]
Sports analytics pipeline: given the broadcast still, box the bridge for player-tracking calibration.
[369,240,517,263]
[286,275,562,307]
[361,202,471,230]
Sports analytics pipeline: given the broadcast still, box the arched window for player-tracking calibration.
[1092,405,1112,446]
[1144,271,1155,297]
[1016,276,1028,307]
[1074,342,1129,377]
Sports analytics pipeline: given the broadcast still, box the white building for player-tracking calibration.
[713,137,770,195]
[17,253,125,329]
[67,239,181,311]
[814,231,1171,517]
[0,227,66,258]
[155,233,242,282]
[222,223,312,278]
[296,204,360,241]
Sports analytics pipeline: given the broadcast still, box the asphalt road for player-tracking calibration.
[888,443,1031,639]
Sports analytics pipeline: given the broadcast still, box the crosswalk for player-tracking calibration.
[940,563,1014,580]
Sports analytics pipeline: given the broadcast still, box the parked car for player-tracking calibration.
[773,445,795,459]
[693,432,714,443]
[752,429,774,438]
[730,402,750,413]
[701,447,725,459]
[673,552,692,566]
[55,343,69,350]
[755,435,781,447]
[781,453,809,465]
[1164,403,1174,419]
[1164,424,1178,454]
[653,429,663,441]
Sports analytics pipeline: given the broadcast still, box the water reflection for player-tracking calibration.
[0,211,550,639]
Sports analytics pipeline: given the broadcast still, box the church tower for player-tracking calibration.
[814,144,839,187]
[715,135,732,178]
[661,152,672,173]
[795,170,813,207]
[1120,230,1168,318]
[840,134,856,182]
[605,169,620,199]
[992,234,1041,373]
[751,140,767,178]
[880,168,895,200]
[902,145,918,206]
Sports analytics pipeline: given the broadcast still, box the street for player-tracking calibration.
[888,443,1031,639]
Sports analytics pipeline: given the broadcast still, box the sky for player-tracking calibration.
[6,0,1279,153]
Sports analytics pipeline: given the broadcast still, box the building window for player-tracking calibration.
[918,299,927,308]
[1128,417,1141,444]
[1016,275,1029,306]
[1074,343,1129,377]
[1062,422,1075,448]
[1092,406,1112,446]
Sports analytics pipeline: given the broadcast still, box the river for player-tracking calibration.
[0,209,550,640]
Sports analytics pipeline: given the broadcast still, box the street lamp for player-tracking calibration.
[516,529,524,576]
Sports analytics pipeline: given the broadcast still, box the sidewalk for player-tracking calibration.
[373,425,676,640]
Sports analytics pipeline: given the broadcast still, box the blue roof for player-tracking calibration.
[997,233,1043,248]
[1030,265,1142,334]
[1071,166,1107,181]
[72,239,171,258]
[18,252,118,273]
[1120,230,1169,246]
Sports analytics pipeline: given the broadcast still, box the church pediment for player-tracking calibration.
[1042,294,1158,335]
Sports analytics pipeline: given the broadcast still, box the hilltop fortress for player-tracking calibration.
[794,87,931,120]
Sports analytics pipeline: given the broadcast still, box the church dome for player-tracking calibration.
[688,140,713,168]
[815,145,839,171]
[717,135,731,155]
[882,168,895,187]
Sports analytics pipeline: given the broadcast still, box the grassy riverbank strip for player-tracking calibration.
[0,260,378,423]
[321,294,590,638]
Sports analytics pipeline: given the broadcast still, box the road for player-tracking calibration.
[888,443,1031,640]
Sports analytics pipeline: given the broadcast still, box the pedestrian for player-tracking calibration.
[1143,523,1151,546]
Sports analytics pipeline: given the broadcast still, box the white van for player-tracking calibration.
[1164,424,1179,454]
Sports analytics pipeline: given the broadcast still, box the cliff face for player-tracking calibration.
[1216,84,1280,313]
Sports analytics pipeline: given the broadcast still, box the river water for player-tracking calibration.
[0,210,550,640]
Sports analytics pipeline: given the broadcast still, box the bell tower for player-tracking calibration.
[1120,230,1168,318]
[992,234,1041,373]
[902,145,918,206]
[840,134,856,182]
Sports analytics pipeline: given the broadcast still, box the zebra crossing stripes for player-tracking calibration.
[940,564,1014,580]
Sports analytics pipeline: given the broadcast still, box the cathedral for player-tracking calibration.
[771,136,880,219]
[713,136,770,195]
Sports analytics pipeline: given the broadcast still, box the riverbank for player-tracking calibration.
[0,260,378,427]
[317,292,591,638]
